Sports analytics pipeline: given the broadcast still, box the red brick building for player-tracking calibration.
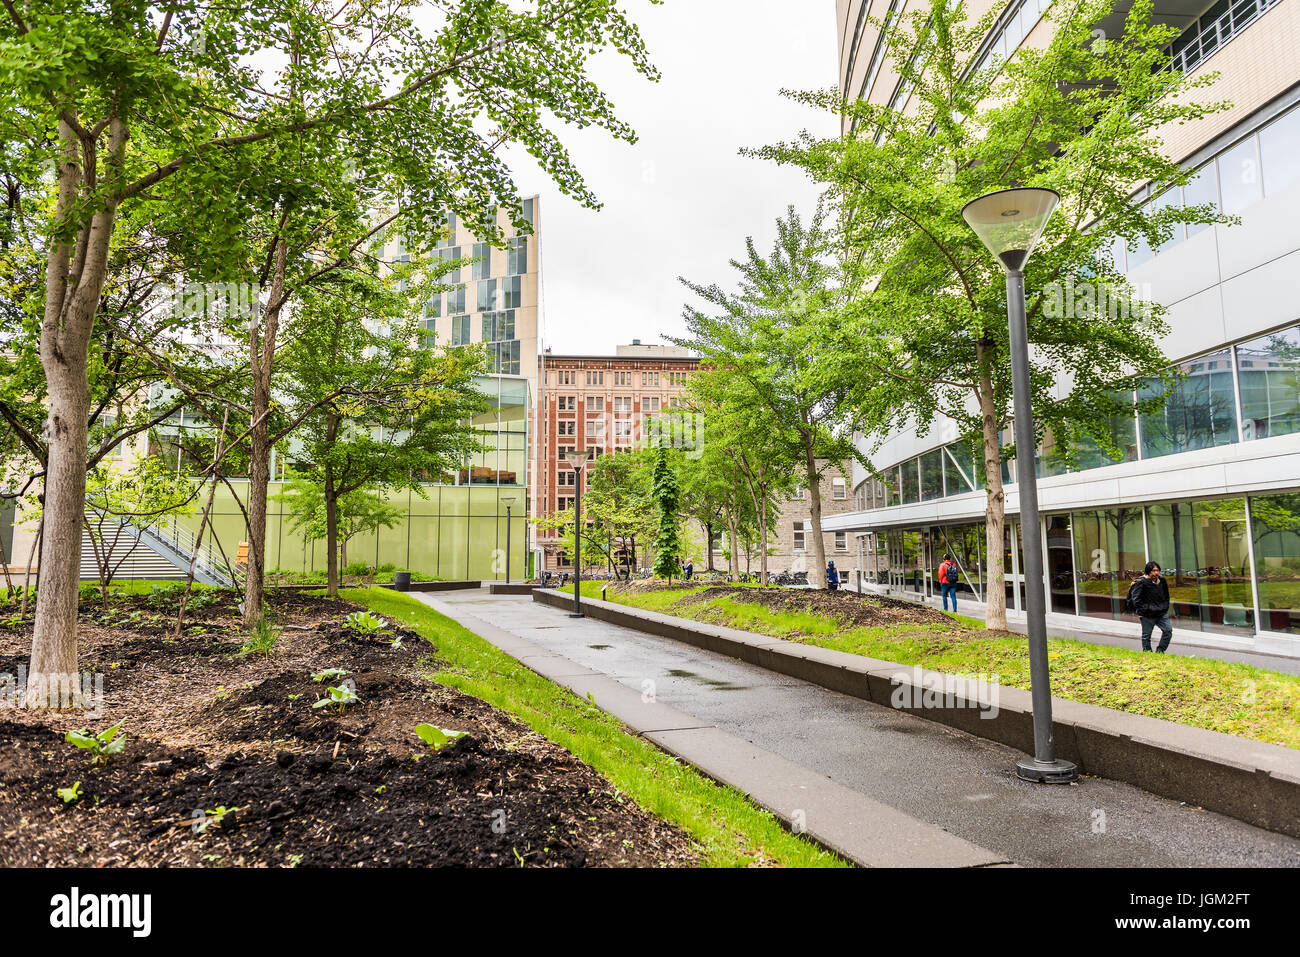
[535,342,698,571]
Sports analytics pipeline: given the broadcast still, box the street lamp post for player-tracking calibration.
[564,449,593,618]
[501,495,516,584]
[961,187,1078,785]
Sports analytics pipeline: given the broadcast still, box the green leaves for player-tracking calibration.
[312,683,360,713]
[65,721,126,766]
[414,723,467,752]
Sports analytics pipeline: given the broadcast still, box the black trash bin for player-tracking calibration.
[394,571,412,592]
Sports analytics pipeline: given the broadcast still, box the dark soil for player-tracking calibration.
[616,581,952,628]
[0,590,699,868]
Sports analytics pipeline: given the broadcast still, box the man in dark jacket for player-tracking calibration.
[1126,561,1173,652]
[826,560,839,592]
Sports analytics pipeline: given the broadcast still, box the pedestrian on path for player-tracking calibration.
[938,554,960,612]
[1126,561,1173,652]
[826,560,840,591]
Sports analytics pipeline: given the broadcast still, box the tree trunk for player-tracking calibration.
[243,234,287,627]
[758,489,769,586]
[803,430,827,589]
[325,487,340,599]
[727,512,739,581]
[977,354,1008,631]
[28,117,124,709]
[704,520,715,572]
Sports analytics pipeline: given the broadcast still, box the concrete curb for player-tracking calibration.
[488,583,538,595]
[417,593,1010,868]
[534,588,1300,839]
[384,580,482,592]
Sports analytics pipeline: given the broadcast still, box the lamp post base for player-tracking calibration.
[1015,756,1078,784]
[568,613,585,619]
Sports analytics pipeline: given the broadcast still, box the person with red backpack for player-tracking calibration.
[938,554,960,612]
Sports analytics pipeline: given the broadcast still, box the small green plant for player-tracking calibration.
[65,721,126,766]
[311,668,350,683]
[195,805,239,835]
[239,612,280,657]
[414,723,468,752]
[313,683,360,713]
[343,611,389,638]
[389,635,404,649]
[57,781,83,804]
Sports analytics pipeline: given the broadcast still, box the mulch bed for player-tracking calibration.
[0,590,699,868]
[615,582,952,628]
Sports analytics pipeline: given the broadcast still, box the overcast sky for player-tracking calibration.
[506,0,840,355]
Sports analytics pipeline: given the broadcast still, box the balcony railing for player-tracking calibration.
[1167,0,1282,75]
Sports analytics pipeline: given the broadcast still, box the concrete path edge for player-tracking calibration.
[417,593,1011,868]
[533,588,1300,839]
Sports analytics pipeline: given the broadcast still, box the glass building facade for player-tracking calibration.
[868,488,1300,639]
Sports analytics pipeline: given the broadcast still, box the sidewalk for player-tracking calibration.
[842,579,1300,676]
[416,588,1299,868]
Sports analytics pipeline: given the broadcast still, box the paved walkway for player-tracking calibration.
[841,580,1300,675]
[418,589,1300,868]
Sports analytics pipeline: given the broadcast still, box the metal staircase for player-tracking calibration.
[82,512,240,588]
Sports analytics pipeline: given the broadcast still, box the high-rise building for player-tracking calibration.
[536,342,699,571]
[832,0,1300,654]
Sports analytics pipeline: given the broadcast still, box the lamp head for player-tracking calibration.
[961,187,1060,272]
[501,495,516,508]
[564,448,593,470]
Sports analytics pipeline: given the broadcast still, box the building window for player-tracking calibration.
[501,275,522,309]
[613,396,632,412]
[450,315,471,346]
[587,371,604,386]
[835,532,847,552]
[1138,348,1237,459]
[642,371,660,387]
[558,370,576,385]
[793,522,805,552]
[588,395,604,411]
[1251,491,1300,635]
[614,371,633,386]
[557,395,576,411]
[446,284,466,314]
[1236,325,1300,441]
[424,293,440,319]
[644,396,660,413]
[437,245,462,283]
[472,242,490,281]
[832,477,847,500]
[477,278,498,312]
[558,421,576,436]
[507,236,528,275]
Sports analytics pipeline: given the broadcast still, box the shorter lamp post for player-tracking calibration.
[961,186,1078,785]
[501,495,516,584]
[564,448,593,617]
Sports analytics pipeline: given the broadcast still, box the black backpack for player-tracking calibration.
[943,562,958,584]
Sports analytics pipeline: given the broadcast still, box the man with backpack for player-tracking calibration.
[826,560,840,592]
[938,554,960,612]
[1125,561,1174,652]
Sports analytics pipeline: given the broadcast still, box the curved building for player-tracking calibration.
[832,0,1300,655]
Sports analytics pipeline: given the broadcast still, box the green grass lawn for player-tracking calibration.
[346,587,846,868]
[565,581,1300,750]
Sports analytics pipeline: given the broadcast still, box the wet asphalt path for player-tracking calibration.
[432,590,1300,868]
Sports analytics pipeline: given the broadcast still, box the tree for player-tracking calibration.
[4,0,660,699]
[677,201,862,587]
[751,0,1230,627]
[650,446,683,580]
[278,264,487,597]
[686,367,798,585]
[272,479,405,575]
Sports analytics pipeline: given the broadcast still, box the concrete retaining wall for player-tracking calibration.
[533,588,1300,838]
[386,580,482,592]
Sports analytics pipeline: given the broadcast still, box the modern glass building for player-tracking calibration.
[833,0,1300,654]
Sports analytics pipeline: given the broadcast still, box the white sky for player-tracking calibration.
[506,0,840,355]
